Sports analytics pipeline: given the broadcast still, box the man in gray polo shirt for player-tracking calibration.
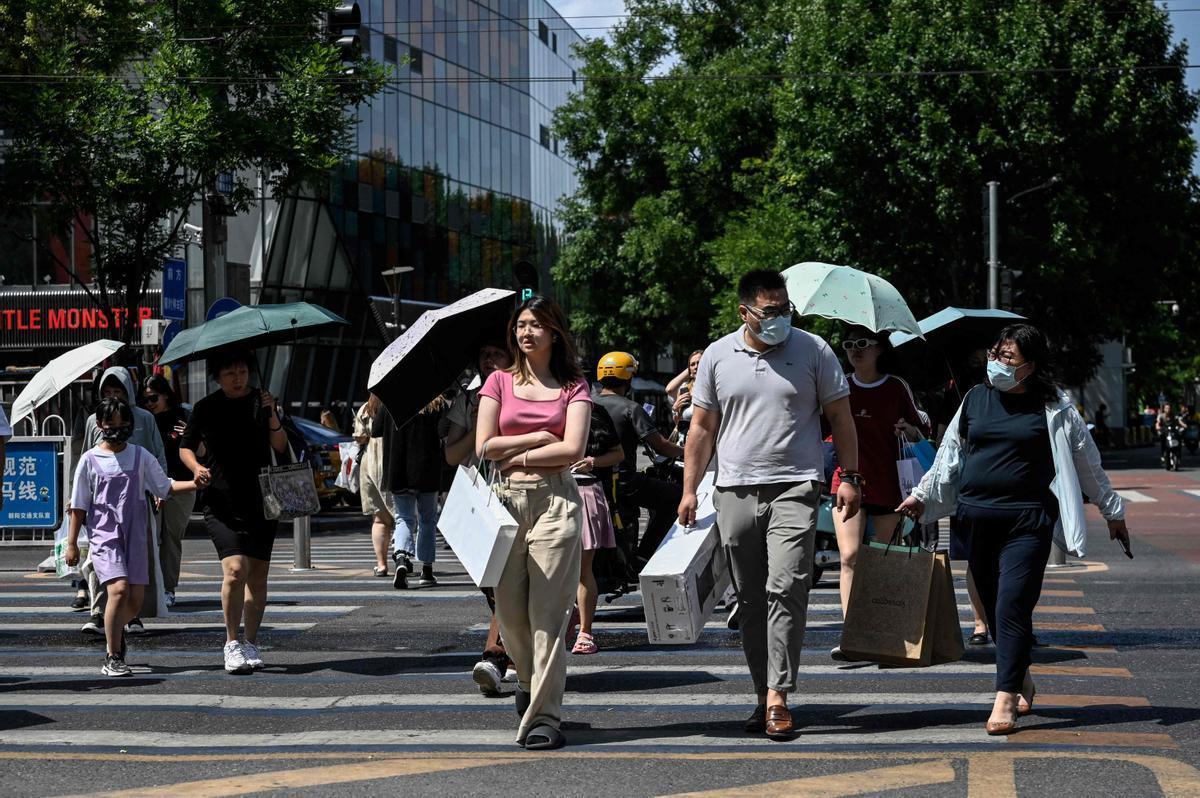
[679,268,862,740]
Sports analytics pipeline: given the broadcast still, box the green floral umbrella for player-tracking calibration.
[159,303,348,365]
[781,262,923,336]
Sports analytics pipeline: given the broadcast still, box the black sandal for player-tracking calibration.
[968,631,989,646]
[523,724,565,750]
[515,687,530,717]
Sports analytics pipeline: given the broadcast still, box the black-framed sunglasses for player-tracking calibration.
[842,338,879,351]
[743,301,796,321]
[142,393,161,403]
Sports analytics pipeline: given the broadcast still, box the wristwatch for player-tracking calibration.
[838,469,866,488]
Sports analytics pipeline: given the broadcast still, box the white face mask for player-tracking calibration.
[751,315,791,346]
[987,359,1028,392]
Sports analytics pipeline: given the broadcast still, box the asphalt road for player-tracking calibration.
[1,446,1198,797]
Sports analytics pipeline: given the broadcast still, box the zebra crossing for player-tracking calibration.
[0,528,1190,797]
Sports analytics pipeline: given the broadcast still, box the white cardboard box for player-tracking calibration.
[639,474,730,644]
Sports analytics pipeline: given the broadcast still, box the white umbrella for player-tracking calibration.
[9,339,125,427]
[782,262,924,337]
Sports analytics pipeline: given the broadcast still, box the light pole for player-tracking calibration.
[381,266,414,338]
[984,176,1061,309]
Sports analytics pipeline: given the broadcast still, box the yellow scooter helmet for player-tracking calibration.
[597,351,639,381]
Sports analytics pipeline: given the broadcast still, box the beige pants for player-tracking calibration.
[494,472,583,741]
[159,491,197,594]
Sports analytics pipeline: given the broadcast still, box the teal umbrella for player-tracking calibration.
[158,303,349,365]
[781,262,923,337]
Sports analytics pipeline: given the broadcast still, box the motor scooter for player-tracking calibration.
[1162,428,1182,471]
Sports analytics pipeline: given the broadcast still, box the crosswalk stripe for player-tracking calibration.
[0,728,1008,749]
[0,606,359,615]
[2,691,1146,711]
[1115,489,1156,503]
[0,663,1129,679]
[0,622,314,632]
[1184,489,1200,499]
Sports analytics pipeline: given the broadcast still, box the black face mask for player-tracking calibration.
[100,425,133,443]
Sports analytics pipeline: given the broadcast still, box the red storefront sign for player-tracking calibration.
[0,289,161,350]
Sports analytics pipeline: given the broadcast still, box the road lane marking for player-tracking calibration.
[79,755,511,798]
[1115,490,1156,503]
[7,691,1147,711]
[1041,590,1085,598]
[0,622,313,633]
[0,663,1132,680]
[1185,489,1200,499]
[0,606,360,615]
[1033,622,1106,632]
[967,752,1016,798]
[665,760,959,797]
[1006,731,1178,749]
[1032,606,1095,615]
[1029,665,1131,677]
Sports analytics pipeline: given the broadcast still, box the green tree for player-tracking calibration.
[0,0,387,344]
[556,0,1198,386]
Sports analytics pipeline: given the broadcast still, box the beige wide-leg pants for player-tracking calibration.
[493,472,583,742]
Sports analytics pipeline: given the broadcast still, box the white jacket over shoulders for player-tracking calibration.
[910,389,1124,558]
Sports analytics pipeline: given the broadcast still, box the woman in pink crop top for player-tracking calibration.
[475,295,591,751]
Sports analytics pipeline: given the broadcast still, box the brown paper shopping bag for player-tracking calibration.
[927,551,965,665]
[839,541,937,667]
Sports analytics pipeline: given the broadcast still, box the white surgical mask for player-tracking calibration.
[751,315,791,347]
[987,359,1027,392]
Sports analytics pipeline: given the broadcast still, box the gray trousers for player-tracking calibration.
[159,492,197,593]
[715,480,819,695]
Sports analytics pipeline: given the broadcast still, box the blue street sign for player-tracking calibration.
[162,258,187,321]
[162,320,181,351]
[1,441,59,529]
[205,297,241,322]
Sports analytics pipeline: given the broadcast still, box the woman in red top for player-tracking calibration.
[831,327,930,629]
[475,295,591,751]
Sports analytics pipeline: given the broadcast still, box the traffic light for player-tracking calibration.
[999,268,1025,313]
[513,260,538,302]
[325,3,362,63]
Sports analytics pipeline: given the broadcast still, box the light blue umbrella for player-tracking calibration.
[782,262,924,336]
[889,307,1026,349]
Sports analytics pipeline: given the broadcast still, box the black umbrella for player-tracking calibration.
[368,288,516,426]
[889,306,1026,390]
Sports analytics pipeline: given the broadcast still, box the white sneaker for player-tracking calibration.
[164,591,176,608]
[472,660,503,695]
[240,640,265,670]
[223,640,253,674]
[502,666,518,683]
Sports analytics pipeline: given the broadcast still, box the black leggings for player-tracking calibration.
[958,505,1054,692]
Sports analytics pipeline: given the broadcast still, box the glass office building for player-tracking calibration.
[254,0,583,420]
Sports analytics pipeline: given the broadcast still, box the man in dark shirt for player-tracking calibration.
[592,352,685,562]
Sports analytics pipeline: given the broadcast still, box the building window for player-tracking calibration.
[553,138,558,155]
[538,21,548,44]
[551,33,557,53]
[572,69,577,85]
[539,125,550,150]
[410,47,423,74]
[384,36,398,63]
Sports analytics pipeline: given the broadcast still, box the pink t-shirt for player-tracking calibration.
[480,370,592,438]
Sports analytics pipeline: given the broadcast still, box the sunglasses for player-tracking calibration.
[143,393,161,403]
[743,302,796,321]
[842,338,879,350]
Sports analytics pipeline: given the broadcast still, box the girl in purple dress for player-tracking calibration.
[65,397,200,677]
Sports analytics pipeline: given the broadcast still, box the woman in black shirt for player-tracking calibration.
[180,349,289,675]
[899,324,1129,735]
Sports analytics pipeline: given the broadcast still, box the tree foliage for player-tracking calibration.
[0,0,387,344]
[555,0,1198,388]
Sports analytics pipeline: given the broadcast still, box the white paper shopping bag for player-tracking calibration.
[896,439,928,499]
[437,465,520,587]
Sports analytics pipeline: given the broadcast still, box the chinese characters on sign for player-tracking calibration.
[0,441,59,528]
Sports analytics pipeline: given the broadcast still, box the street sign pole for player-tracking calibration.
[986,181,1000,310]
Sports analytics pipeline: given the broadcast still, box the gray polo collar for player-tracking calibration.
[732,324,786,356]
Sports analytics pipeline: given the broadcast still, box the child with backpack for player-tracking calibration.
[64,397,201,676]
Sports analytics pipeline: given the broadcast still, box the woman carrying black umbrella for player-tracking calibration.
[475,296,591,751]
[180,349,289,675]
